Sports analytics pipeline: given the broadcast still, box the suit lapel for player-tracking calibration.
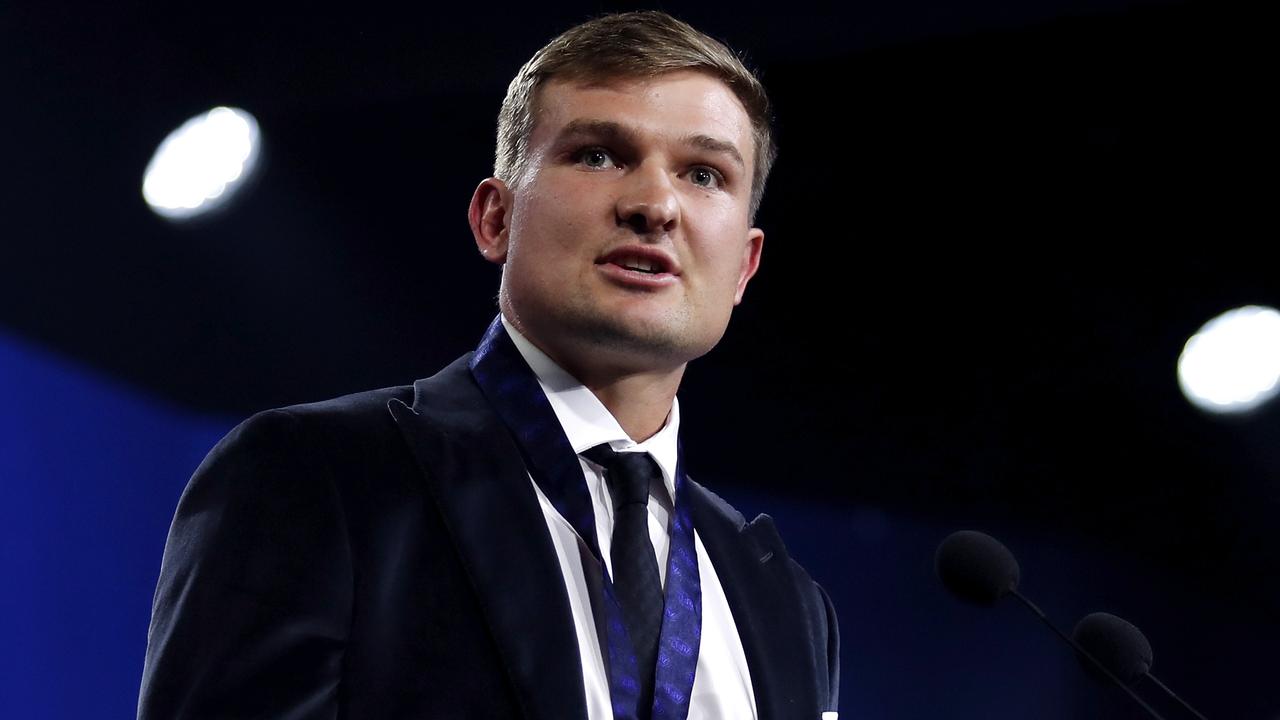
[388,355,586,720]
[686,480,820,720]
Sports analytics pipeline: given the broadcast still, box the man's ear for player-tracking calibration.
[469,177,512,264]
[733,227,764,305]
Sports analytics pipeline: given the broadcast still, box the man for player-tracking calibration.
[139,11,839,720]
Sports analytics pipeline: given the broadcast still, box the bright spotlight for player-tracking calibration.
[142,106,261,220]
[1177,305,1280,414]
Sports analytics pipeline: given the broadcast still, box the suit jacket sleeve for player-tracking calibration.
[138,409,353,720]
[818,582,841,712]
[789,556,841,714]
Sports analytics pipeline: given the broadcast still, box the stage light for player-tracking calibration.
[1177,305,1280,414]
[142,106,260,220]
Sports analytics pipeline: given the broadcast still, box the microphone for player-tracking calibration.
[1073,612,1209,720]
[934,529,1019,606]
[934,531,1167,719]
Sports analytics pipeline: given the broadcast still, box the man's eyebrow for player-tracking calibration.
[682,133,746,172]
[554,119,636,145]
[554,120,746,172]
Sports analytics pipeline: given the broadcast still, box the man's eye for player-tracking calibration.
[689,166,723,189]
[577,148,616,169]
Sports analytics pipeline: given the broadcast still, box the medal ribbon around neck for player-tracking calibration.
[470,316,702,720]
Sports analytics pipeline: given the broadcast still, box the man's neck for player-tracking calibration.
[546,345,684,442]
[577,368,684,442]
[501,315,685,442]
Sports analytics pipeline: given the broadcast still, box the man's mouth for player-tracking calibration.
[597,247,679,276]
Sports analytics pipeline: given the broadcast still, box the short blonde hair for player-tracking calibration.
[495,11,777,220]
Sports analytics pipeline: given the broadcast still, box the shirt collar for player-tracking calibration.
[501,314,680,503]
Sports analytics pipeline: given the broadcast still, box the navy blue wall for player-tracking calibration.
[1,332,232,718]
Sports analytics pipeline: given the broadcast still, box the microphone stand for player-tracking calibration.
[1009,589,1167,720]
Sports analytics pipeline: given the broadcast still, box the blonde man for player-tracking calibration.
[140,12,838,720]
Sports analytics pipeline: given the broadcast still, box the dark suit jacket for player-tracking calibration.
[139,354,839,719]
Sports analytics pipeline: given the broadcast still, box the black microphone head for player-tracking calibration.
[1072,612,1153,682]
[935,530,1021,606]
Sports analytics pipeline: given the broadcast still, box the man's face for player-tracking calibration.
[479,70,763,377]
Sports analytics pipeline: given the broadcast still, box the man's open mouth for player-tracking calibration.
[598,247,678,276]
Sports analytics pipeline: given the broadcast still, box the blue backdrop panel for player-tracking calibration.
[1,331,232,719]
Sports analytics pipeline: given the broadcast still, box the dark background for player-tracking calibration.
[3,1,1275,717]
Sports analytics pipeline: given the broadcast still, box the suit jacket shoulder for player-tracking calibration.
[139,361,533,719]
[685,477,841,717]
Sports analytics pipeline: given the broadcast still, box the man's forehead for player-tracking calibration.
[530,72,752,157]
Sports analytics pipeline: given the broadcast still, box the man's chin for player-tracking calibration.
[567,313,707,367]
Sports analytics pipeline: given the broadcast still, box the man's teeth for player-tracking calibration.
[620,257,659,273]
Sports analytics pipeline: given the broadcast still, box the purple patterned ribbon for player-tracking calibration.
[470,316,702,720]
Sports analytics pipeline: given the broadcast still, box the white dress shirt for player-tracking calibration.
[502,316,758,720]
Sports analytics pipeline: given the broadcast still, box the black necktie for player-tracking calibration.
[582,443,664,715]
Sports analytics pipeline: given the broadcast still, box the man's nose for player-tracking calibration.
[616,163,679,235]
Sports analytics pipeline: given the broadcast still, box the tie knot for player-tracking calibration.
[582,444,658,508]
